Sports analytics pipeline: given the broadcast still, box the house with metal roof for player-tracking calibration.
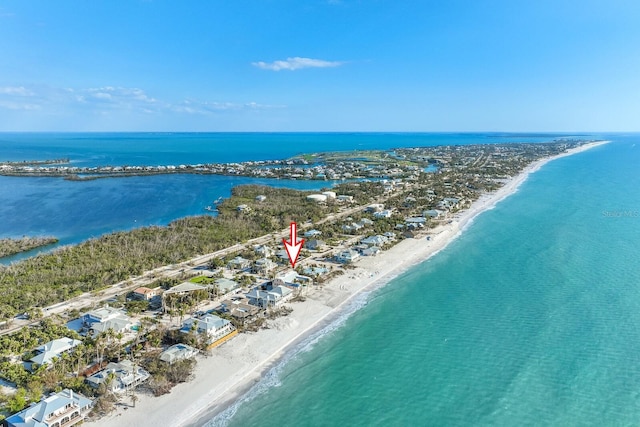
[5,389,92,427]
[180,314,236,347]
[85,360,150,393]
[29,337,81,371]
[81,307,134,337]
[160,344,199,364]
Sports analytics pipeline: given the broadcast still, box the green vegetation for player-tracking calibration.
[0,236,58,258]
[0,185,331,320]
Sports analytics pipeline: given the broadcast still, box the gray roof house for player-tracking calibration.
[253,258,277,275]
[29,337,82,371]
[86,360,150,393]
[214,278,240,294]
[180,314,236,347]
[5,389,92,427]
[159,344,199,364]
[336,250,360,264]
[246,286,293,308]
[81,307,134,337]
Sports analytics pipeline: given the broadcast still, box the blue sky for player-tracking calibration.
[0,0,639,131]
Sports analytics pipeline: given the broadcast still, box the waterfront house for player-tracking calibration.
[5,389,92,427]
[253,258,277,275]
[180,314,236,348]
[28,337,82,372]
[424,209,444,218]
[361,235,387,247]
[302,266,329,277]
[362,247,381,257]
[86,360,150,393]
[160,344,199,364]
[81,307,134,337]
[336,250,360,264]
[236,204,251,212]
[219,298,261,322]
[246,285,293,308]
[255,195,267,202]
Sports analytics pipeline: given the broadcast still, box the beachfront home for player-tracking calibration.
[337,195,354,203]
[336,250,360,264]
[180,314,237,348]
[219,297,261,322]
[160,344,199,365]
[361,247,381,257]
[5,389,92,427]
[81,307,134,337]
[361,235,387,247]
[302,266,329,277]
[424,209,444,219]
[28,337,82,372]
[253,258,277,275]
[86,360,150,393]
[255,195,267,202]
[236,204,251,212]
[246,285,293,308]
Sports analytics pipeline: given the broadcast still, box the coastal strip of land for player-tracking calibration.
[0,236,59,258]
[88,140,609,427]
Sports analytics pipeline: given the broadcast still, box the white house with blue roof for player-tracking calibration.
[5,389,92,427]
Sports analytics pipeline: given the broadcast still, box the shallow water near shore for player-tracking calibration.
[207,137,640,426]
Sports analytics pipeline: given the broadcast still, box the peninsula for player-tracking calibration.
[0,140,608,426]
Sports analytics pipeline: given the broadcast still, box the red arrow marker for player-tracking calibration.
[283,222,304,268]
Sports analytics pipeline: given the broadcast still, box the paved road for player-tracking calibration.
[1,192,405,336]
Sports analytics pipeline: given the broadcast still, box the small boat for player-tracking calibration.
[213,197,224,205]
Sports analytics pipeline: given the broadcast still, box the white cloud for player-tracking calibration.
[252,57,344,71]
[0,86,34,96]
[0,84,282,115]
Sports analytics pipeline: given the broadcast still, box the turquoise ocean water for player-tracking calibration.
[3,133,640,425]
[200,137,640,426]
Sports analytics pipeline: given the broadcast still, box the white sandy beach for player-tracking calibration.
[88,140,609,427]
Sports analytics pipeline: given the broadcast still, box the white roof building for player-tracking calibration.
[160,344,199,365]
[86,360,150,393]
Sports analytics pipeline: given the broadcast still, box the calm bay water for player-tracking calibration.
[204,136,640,426]
[0,132,569,262]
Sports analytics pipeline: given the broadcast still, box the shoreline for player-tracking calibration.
[87,140,609,427]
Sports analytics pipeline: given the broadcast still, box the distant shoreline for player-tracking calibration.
[88,140,609,427]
